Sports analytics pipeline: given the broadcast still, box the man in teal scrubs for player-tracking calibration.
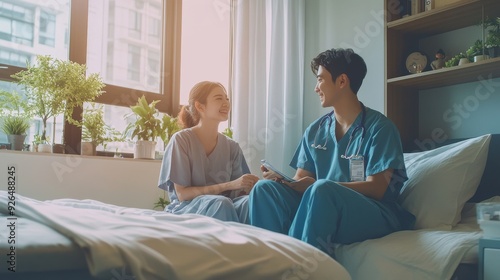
[248,48,415,257]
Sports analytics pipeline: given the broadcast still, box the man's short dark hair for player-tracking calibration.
[310,48,367,94]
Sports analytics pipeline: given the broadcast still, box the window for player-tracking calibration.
[147,50,160,88]
[39,11,56,46]
[128,9,142,39]
[0,48,31,67]
[0,0,231,155]
[0,1,35,46]
[0,0,69,147]
[127,44,141,82]
[179,0,230,129]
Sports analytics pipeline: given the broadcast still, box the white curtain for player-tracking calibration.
[230,0,305,176]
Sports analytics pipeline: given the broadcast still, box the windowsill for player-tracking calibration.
[1,148,163,209]
[0,149,162,162]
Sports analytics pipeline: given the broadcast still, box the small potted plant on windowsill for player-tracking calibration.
[0,115,30,151]
[72,103,124,156]
[11,55,105,151]
[31,134,51,152]
[0,90,31,151]
[125,95,164,159]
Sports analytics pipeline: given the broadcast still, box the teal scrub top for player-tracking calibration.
[290,105,407,202]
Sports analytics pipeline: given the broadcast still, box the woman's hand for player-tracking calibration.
[232,174,260,193]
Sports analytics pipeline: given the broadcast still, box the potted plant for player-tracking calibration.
[484,16,500,58]
[1,116,30,151]
[73,103,123,156]
[0,90,31,151]
[125,95,164,159]
[445,52,468,67]
[11,55,105,150]
[466,39,487,62]
[31,134,51,152]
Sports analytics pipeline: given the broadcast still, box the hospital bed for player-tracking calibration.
[0,134,499,280]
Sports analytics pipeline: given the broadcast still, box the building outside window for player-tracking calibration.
[0,0,230,156]
[39,11,56,47]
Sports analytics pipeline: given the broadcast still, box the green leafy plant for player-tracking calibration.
[125,95,163,142]
[32,134,47,145]
[1,116,30,135]
[465,39,484,61]
[159,113,181,149]
[11,55,105,143]
[484,16,500,48]
[153,193,170,210]
[0,90,31,136]
[445,52,468,68]
[222,127,233,138]
[72,103,124,153]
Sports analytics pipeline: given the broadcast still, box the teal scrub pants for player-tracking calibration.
[249,179,410,257]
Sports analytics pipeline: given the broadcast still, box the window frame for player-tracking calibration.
[0,0,182,154]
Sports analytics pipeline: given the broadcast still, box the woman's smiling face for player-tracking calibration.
[199,86,231,122]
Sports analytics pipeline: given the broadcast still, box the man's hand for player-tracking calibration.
[261,165,283,181]
[281,176,316,193]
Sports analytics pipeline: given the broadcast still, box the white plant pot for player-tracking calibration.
[473,55,489,62]
[458,58,470,66]
[134,140,157,159]
[37,143,52,153]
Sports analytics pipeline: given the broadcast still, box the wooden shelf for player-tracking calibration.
[387,57,500,89]
[385,0,500,149]
[387,0,500,36]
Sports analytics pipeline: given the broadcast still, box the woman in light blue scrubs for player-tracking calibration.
[248,49,415,257]
[158,81,259,223]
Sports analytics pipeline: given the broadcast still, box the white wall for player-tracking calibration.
[303,0,385,129]
[0,151,164,209]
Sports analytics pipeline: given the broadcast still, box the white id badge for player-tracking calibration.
[349,155,365,181]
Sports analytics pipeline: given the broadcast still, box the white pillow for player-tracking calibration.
[399,134,491,229]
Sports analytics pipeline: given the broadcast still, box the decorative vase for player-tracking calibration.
[7,135,26,151]
[134,140,157,159]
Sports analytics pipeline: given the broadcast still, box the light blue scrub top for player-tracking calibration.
[158,128,251,208]
[290,106,407,202]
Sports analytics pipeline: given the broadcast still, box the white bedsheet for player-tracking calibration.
[334,227,480,280]
[333,198,500,280]
[0,192,350,280]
